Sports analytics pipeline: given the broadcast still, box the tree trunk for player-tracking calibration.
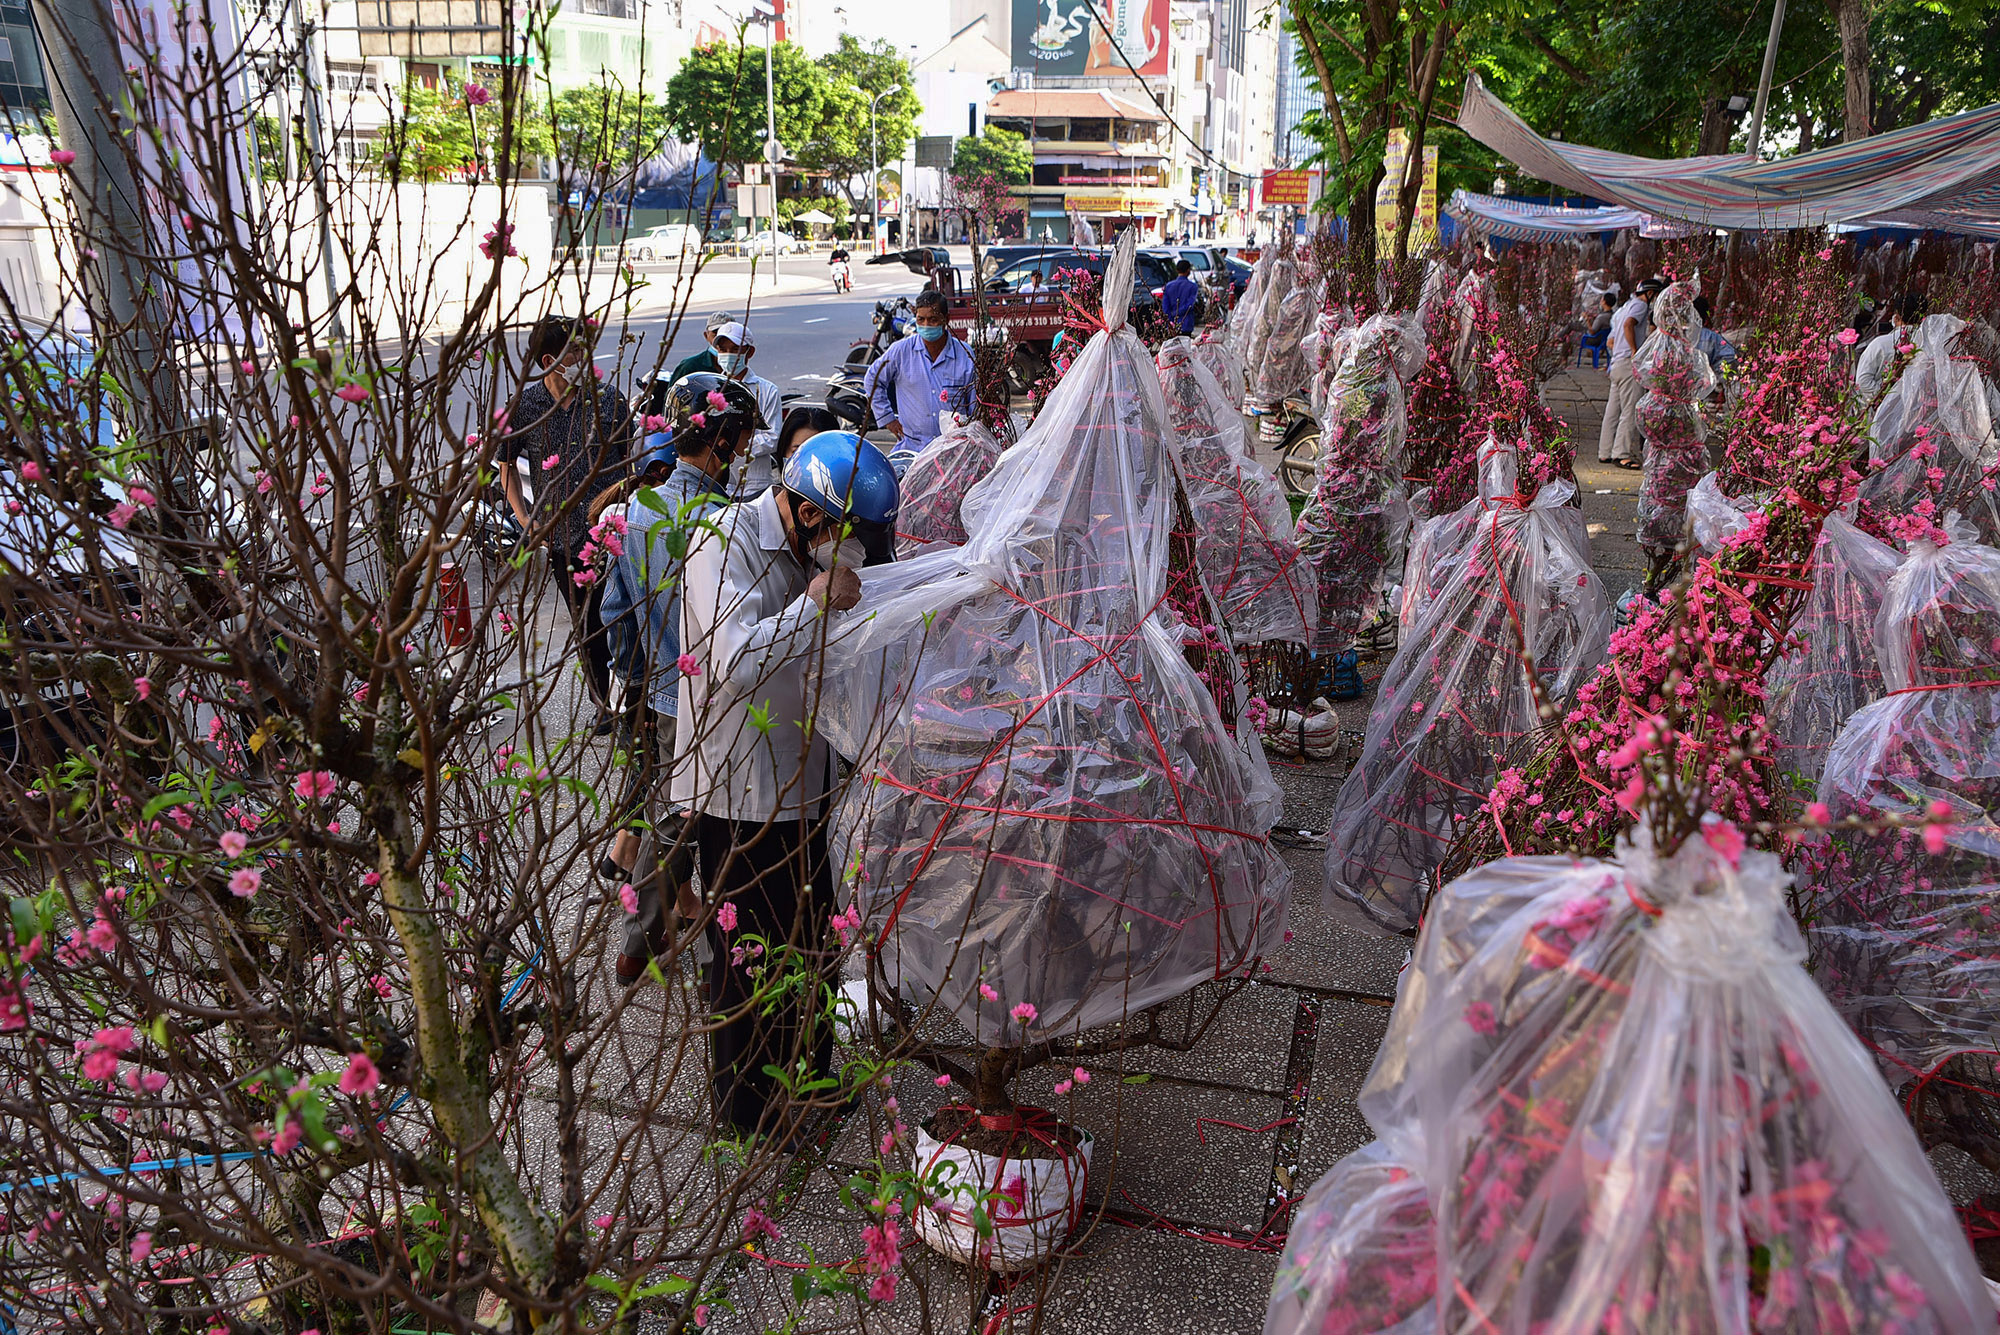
[1829,0,1872,140]
[1394,11,1455,265]
[1697,97,1736,155]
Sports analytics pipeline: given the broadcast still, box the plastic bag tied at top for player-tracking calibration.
[1806,531,2000,1083]
[1634,275,1718,555]
[1192,330,1246,409]
[1270,829,1994,1334]
[1324,440,1609,932]
[894,418,1004,557]
[817,236,1291,1047]
[1157,336,1316,645]
[1764,511,1902,791]
[1293,310,1426,655]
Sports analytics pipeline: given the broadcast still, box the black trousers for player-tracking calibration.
[694,812,833,1136]
[552,543,613,710]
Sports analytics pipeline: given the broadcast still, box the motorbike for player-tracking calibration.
[844,296,913,371]
[829,257,852,293]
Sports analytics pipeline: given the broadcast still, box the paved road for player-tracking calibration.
[590,255,942,402]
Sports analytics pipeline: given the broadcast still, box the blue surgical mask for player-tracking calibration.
[717,351,746,374]
[917,323,946,344]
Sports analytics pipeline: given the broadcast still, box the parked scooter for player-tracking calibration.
[844,297,913,370]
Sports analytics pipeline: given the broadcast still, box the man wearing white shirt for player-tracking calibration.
[1597,279,1660,467]
[1856,293,1922,403]
[712,321,784,498]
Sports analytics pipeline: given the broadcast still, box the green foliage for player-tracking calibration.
[549,85,671,175]
[369,79,553,183]
[1289,0,2000,212]
[950,126,1032,186]
[799,34,922,199]
[663,37,828,168]
[778,194,848,229]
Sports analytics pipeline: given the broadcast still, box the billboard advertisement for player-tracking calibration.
[1261,169,1312,207]
[1014,0,1169,78]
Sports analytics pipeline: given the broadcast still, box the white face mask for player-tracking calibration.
[811,534,868,571]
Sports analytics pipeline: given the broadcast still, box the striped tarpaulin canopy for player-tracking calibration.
[1457,73,2000,238]
[1444,189,1701,241]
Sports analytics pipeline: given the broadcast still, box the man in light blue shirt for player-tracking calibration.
[862,287,975,473]
[597,372,759,983]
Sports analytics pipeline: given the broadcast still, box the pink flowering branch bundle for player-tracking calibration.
[819,253,1289,1114]
[1271,829,1995,1332]
[1451,257,1871,875]
[1797,533,2000,1159]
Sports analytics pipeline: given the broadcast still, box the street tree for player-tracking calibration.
[549,85,672,176]
[371,78,554,183]
[662,37,828,180]
[949,126,1033,188]
[798,35,921,212]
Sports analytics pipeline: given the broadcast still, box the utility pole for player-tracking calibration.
[870,86,889,256]
[763,14,779,282]
[29,0,180,436]
[289,0,346,340]
[1746,0,1787,161]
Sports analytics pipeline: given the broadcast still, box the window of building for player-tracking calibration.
[327,61,378,94]
[579,30,611,71]
[1068,117,1109,141]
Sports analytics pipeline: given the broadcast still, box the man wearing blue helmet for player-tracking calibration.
[672,428,899,1138]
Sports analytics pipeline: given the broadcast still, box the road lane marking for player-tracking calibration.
[804,317,828,324]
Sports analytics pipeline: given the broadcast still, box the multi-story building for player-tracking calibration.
[321,0,696,164]
[951,0,1281,241]
[1273,22,1313,168]
[983,87,1170,241]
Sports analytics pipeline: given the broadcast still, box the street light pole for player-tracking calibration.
[1746,0,1788,161]
[763,17,779,282]
[870,87,889,256]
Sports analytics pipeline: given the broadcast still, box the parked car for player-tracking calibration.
[735,229,805,256]
[984,248,1177,305]
[1145,245,1250,300]
[978,242,1077,282]
[629,223,704,261]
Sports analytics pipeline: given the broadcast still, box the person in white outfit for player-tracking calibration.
[711,321,784,499]
[1855,292,1923,403]
[1597,279,1661,467]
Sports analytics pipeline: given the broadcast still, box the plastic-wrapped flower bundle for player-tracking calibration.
[1249,269,1322,410]
[1685,471,1763,554]
[1240,251,1299,411]
[893,418,1005,556]
[1293,311,1426,656]
[1300,303,1356,422]
[1634,276,1718,558]
[1271,831,1995,1334]
[1157,337,1315,645]
[1324,442,1609,932]
[1262,1140,1435,1335]
[1763,512,1901,791]
[819,238,1291,1045]
[1398,443,1515,633]
[1860,314,2000,546]
[1192,331,1246,408]
[1227,246,1276,361]
[1804,531,2000,1087]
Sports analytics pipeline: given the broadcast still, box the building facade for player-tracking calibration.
[949,0,1284,241]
